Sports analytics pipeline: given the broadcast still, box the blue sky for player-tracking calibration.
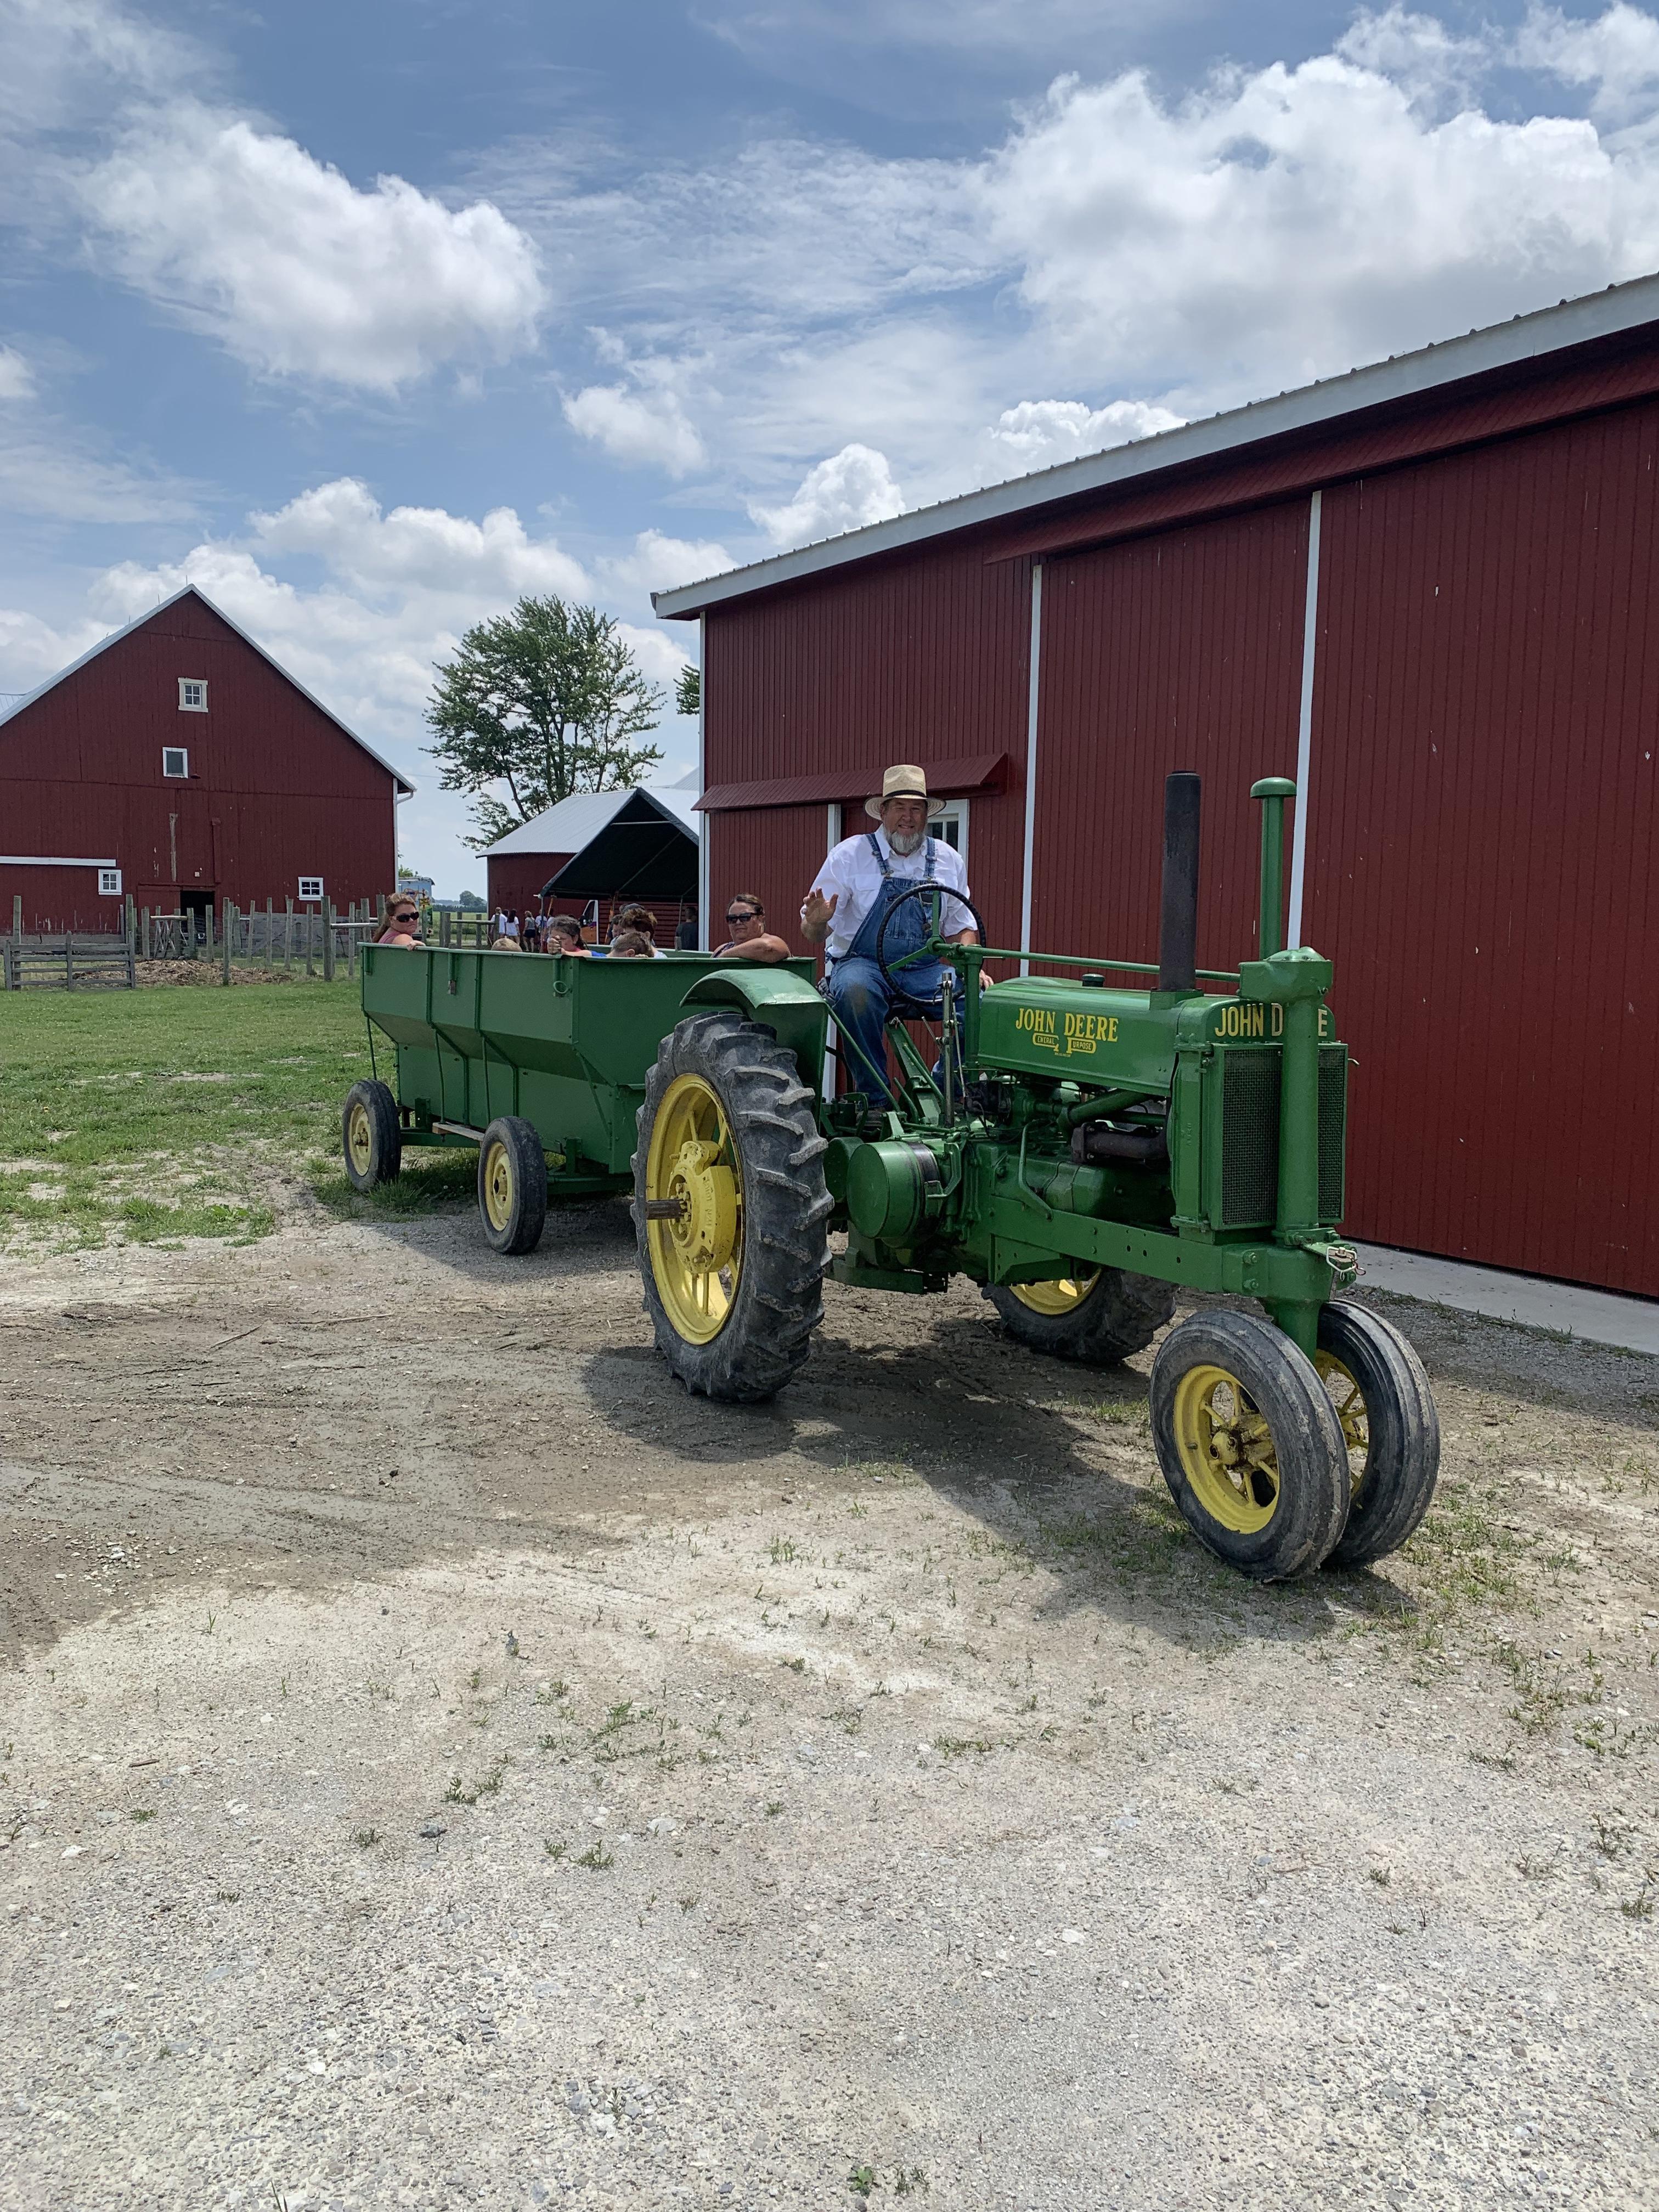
[6,0,1659,893]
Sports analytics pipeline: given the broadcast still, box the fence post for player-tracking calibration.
[323,899,336,982]
[126,930,136,988]
[264,899,273,969]
[141,906,151,961]
[65,935,75,990]
[12,894,21,949]
[222,902,234,985]
[304,908,315,977]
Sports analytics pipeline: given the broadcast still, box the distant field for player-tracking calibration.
[0,984,471,1248]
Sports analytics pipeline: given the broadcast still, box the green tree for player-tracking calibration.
[426,596,665,850]
[458,889,486,912]
[674,663,700,719]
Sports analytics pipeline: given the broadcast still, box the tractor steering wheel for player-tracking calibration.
[872,880,989,1014]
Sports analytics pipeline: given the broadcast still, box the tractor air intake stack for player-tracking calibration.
[1156,771,1201,996]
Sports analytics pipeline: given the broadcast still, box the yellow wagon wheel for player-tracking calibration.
[340,1079,400,1192]
[644,1072,744,1344]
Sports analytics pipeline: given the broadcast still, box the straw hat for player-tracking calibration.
[864,763,945,820]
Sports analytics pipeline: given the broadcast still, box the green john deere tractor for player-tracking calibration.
[633,772,1439,1582]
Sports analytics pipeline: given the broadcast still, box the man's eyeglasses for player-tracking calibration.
[726,909,758,924]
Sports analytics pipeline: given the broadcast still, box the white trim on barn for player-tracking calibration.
[0,854,120,867]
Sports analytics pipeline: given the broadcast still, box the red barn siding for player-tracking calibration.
[694,325,1659,1295]
[1306,405,1659,1293]
[706,539,1034,957]
[0,591,399,930]
[487,852,578,919]
[1030,503,1309,967]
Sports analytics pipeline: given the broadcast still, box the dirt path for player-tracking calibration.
[2,1194,1656,2210]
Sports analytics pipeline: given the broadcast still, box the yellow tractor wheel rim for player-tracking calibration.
[646,1073,742,1345]
[1011,1271,1099,1317]
[482,1139,516,1232]
[1314,1351,1370,1499]
[1171,1362,1282,1533]
[347,1101,374,1178]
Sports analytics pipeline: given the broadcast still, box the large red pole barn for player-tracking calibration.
[656,277,1659,1299]
[0,584,411,933]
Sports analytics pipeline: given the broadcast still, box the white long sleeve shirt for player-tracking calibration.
[804,827,973,961]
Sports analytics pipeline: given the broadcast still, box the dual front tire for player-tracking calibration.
[1149,1300,1440,1579]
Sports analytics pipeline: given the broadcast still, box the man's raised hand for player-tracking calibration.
[800,887,838,945]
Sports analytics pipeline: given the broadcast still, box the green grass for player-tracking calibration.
[0,983,466,1248]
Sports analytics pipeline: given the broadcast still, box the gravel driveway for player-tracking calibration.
[3,1188,1656,2210]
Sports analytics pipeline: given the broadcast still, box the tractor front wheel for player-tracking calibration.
[1150,1310,1350,1581]
[477,1116,548,1255]
[984,1269,1175,1363]
[342,1080,401,1192]
[635,1011,830,1402]
[1316,1301,1441,1570]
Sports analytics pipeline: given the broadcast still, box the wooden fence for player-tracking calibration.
[3,936,137,990]
[2,895,500,989]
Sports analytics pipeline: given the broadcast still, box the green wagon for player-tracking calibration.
[345,944,826,1253]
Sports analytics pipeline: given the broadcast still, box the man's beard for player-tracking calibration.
[887,826,926,856]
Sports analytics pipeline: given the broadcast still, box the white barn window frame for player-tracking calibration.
[297,875,324,903]
[162,746,189,778]
[178,678,208,712]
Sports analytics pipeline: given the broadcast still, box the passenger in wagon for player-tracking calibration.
[715,891,791,964]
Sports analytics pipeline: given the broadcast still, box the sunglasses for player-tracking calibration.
[726,909,758,923]
[393,912,417,924]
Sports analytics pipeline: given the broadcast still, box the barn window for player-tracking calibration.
[178,678,208,712]
[162,746,189,778]
[99,867,122,896]
[932,797,969,869]
[297,876,324,902]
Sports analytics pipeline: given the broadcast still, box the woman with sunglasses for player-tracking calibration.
[715,890,790,963]
[376,897,424,947]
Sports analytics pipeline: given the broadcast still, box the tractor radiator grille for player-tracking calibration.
[1216,1045,1347,1228]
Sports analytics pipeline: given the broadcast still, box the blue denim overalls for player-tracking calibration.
[823,834,945,1104]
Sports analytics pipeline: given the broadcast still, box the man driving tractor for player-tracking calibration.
[800,764,978,1103]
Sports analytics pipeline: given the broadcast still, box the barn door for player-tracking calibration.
[172,789,215,896]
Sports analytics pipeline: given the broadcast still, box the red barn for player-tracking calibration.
[656,275,1659,1299]
[0,584,412,933]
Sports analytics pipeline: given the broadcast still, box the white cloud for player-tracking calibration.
[0,346,36,402]
[562,383,707,474]
[250,478,586,602]
[1515,2,1659,122]
[601,528,737,596]
[985,397,1185,473]
[0,605,107,692]
[978,34,1659,403]
[749,443,905,546]
[79,103,544,389]
[481,6,1659,514]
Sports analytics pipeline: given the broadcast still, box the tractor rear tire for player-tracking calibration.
[984,1271,1175,1363]
[1150,1310,1350,1581]
[342,1080,401,1192]
[1316,1301,1441,1570]
[477,1115,548,1256]
[635,1011,831,1403]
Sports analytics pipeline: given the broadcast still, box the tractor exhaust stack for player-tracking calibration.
[1156,771,1201,995]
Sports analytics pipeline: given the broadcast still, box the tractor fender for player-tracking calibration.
[680,966,830,1093]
